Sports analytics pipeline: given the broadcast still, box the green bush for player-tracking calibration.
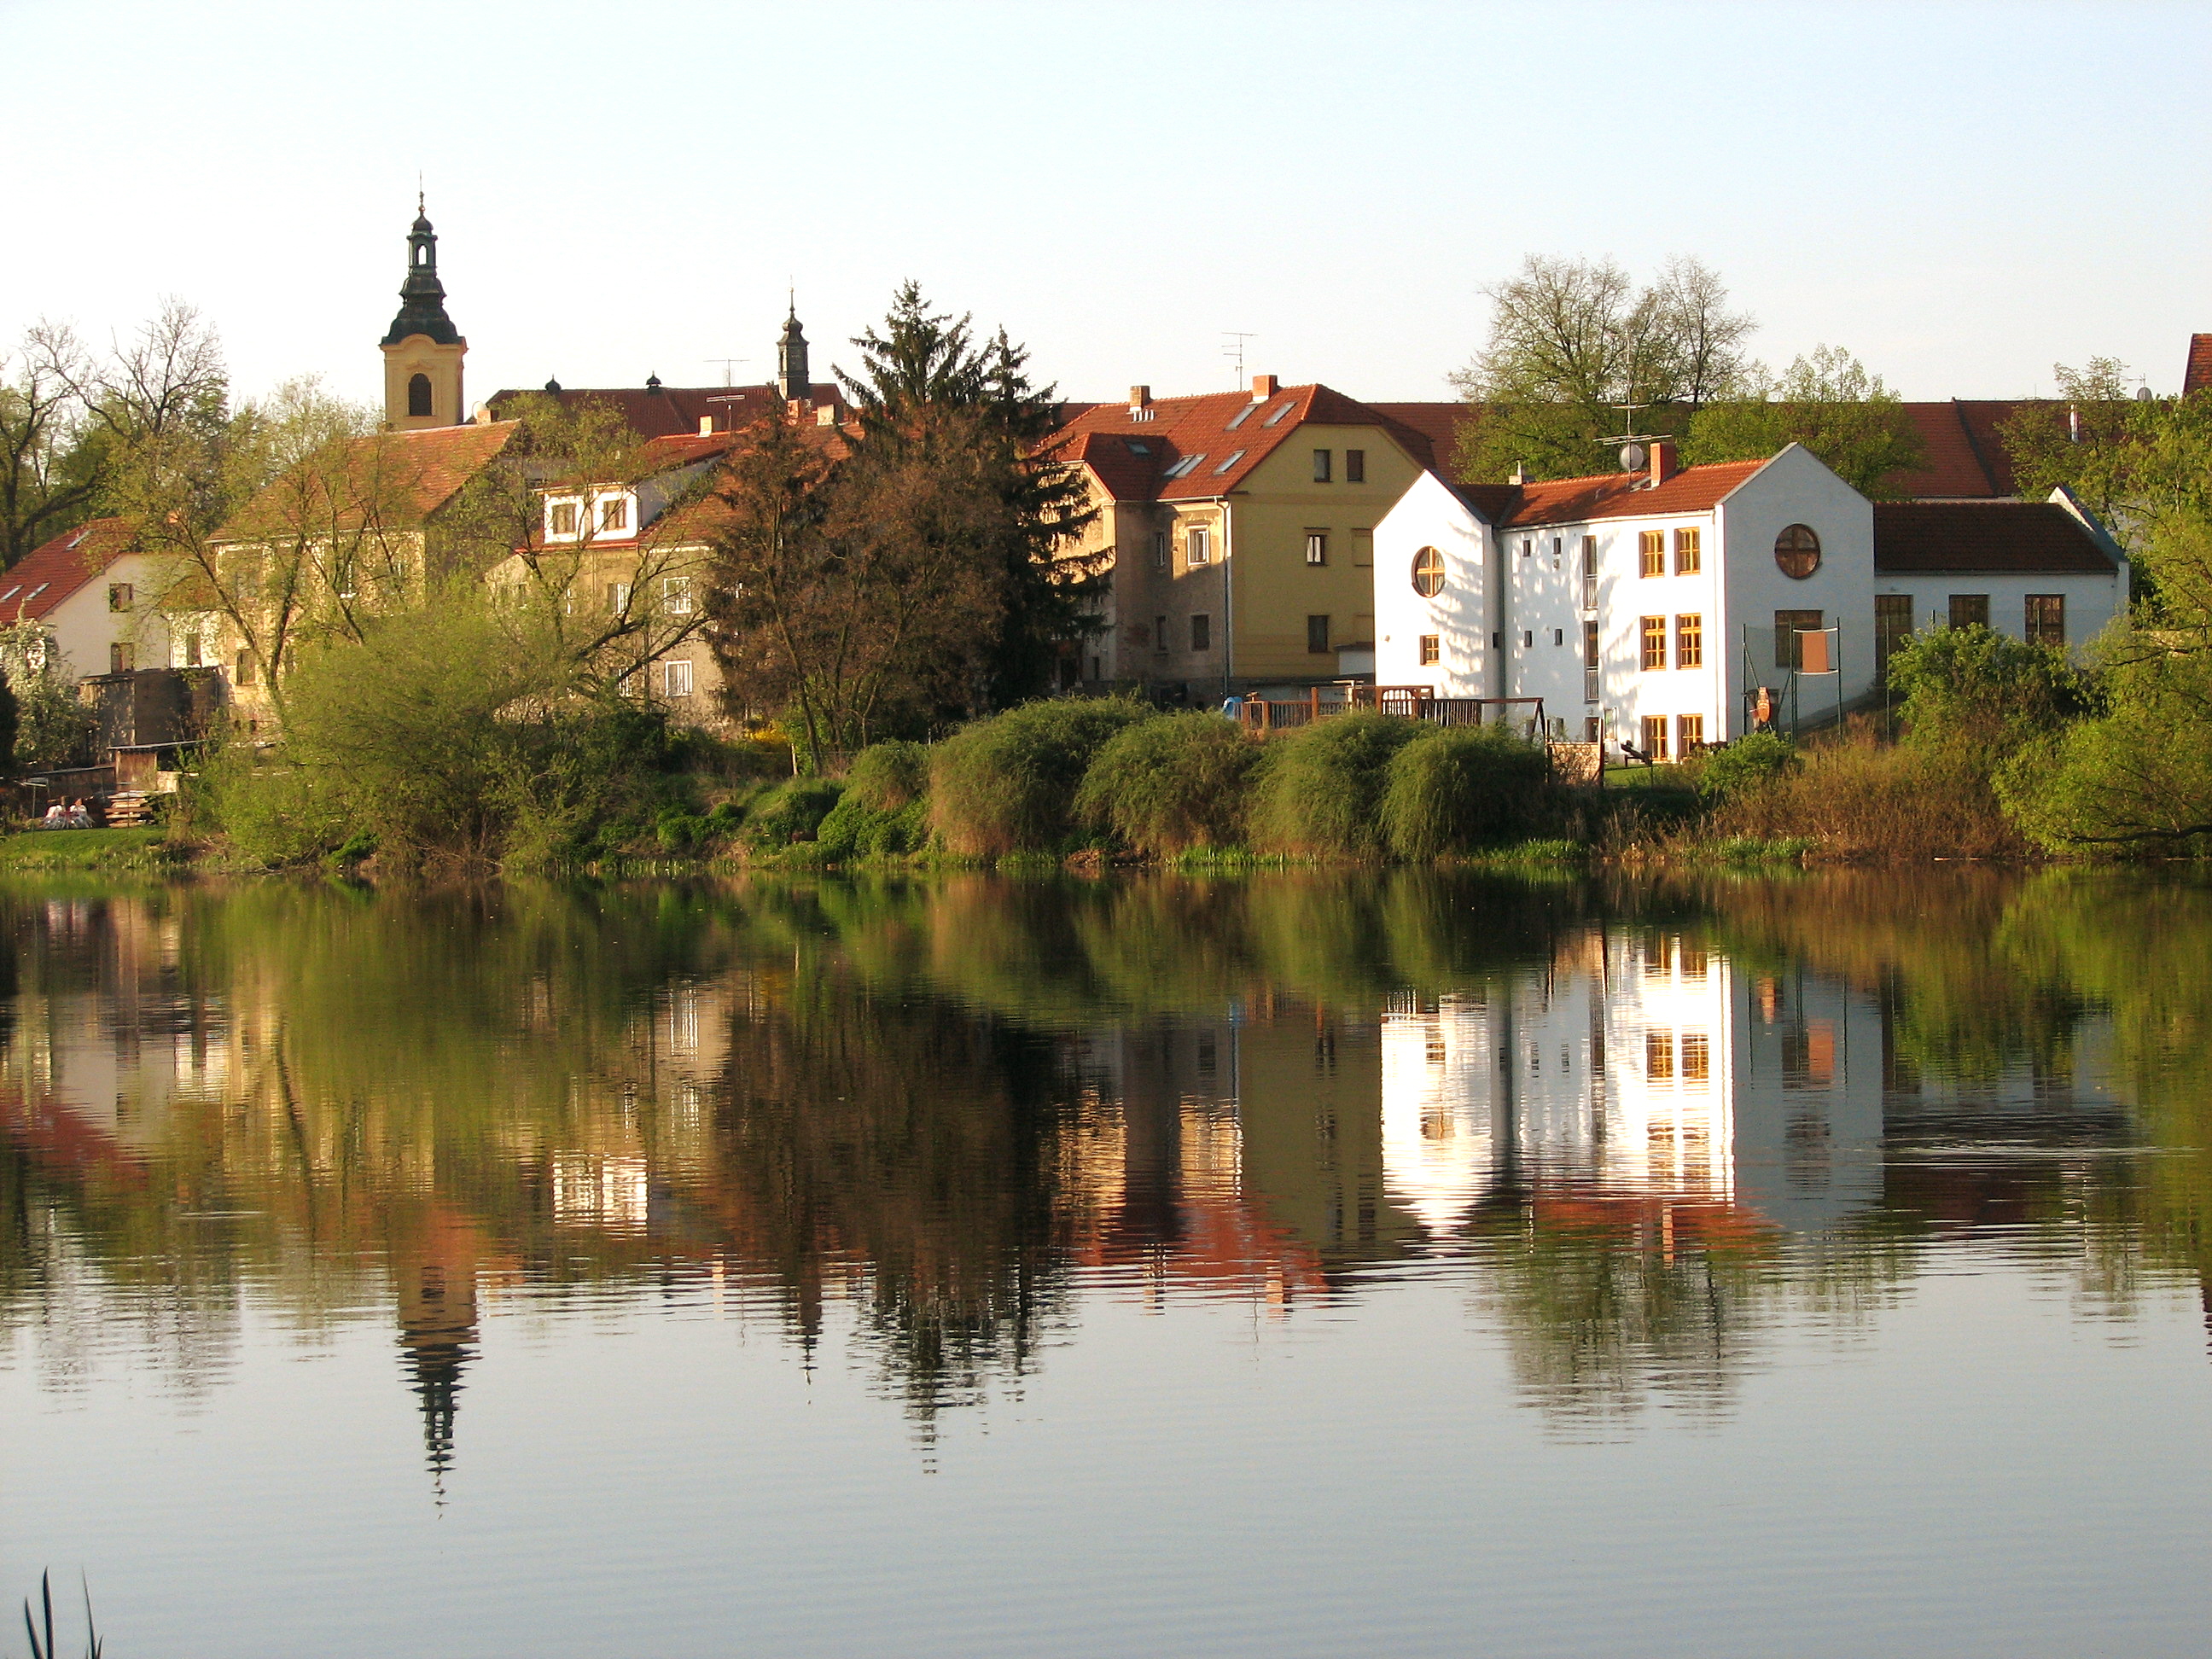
[192,740,352,867]
[1695,731,1798,802]
[1075,712,1259,854]
[1889,624,2092,767]
[1380,723,1552,857]
[844,740,929,811]
[742,778,844,848]
[1248,713,1424,857]
[815,792,930,859]
[929,697,1151,855]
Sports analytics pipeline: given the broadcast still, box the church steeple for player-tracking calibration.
[777,296,811,402]
[380,196,469,429]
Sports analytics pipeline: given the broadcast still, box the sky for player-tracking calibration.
[3,0,2207,413]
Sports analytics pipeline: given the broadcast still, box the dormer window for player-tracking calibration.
[550,502,579,538]
[601,497,628,533]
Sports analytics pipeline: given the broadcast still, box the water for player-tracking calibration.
[3,868,2211,1656]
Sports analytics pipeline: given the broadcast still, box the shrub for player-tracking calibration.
[844,740,929,811]
[929,697,1151,856]
[1695,731,1798,802]
[1075,713,1260,854]
[815,792,930,859]
[743,778,845,848]
[1709,726,2024,860]
[1380,723,1551,857]
[1248,713,1424,857]
[1889,624,2091,768]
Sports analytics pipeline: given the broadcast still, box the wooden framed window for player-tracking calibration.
[1640,614,1667,671]
[1305,530,1328,566]
[1345,449,1365,483]
[1191,613,1211,652]
[1186,526,1211,566]
[1641,714,1669,761]
[601,497,628,532]
[1639,529,1665,578]
[1948,593,1989,630]
[1418,634,1440,666]
[108,583,132,611]
[1307,614,1331,654]
[550,502,578,537]
[662,659,694,698]
[1312,449,1332,482]
[2026,594,2065,645]
[608,581,631,614]
[1583,620,1599,669]
[1646,1029,1676,1080]
[1774,608,1823,670]
[1682,1032,1710,1083]
[1674,527,1701,574]
[1678,713,1704,754]
[109,643,133,674]
[1875,593,1914,679]
[1775,523,1822,579]
[1676,613,1703,669]
[1411,546,1444,597]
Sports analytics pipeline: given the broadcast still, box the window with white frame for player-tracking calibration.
[663,659,695,698]
[1186,526,1211,566]
[661,575,695,615]
[601,496,630,533]
[549,500,579,538]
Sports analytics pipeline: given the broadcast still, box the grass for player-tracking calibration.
[0,827,190,870]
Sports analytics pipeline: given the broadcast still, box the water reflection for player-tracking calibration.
[0,870,2206,1472]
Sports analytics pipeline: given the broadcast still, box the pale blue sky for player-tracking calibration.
[5,0,2205,410]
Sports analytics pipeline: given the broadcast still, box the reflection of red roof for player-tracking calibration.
[1528,1185,1780,1252]
[2,516,137,618]
[0,1084,148,1186]
[1051,383,1441,502]
[2186,335,2212,399]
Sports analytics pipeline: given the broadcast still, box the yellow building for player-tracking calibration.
[1051,377,1451,699]
[380,199,468,430]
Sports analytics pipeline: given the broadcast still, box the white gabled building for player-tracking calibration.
[1372,442,2125,758]
[3,517,187,679]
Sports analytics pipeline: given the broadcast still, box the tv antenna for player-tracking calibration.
[705,358,750,388]
[1221,331,1256,386]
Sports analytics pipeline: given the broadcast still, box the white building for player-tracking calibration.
[1373,443,2125,758]
[3,517,188,679]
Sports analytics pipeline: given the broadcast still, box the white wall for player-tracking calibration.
[1716,445,1877,738]
[1876,571,2123,653]
[38,552,175,680]
[1372,472,1494,695]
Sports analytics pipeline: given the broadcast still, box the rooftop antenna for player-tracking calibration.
[1221,331,1256,387]
[705,358,749,388]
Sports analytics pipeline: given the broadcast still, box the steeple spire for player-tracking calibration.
[382,200,460,348]
[379,199,468,428]
[777,295,811,402]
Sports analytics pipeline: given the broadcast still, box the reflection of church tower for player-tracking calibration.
[391,1205,482,1493]
[777,300,810,402]
[380,198,467,430]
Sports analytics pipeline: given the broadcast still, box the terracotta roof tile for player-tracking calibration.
[1872,500,2120,574]
[2186,335,2212,399]
[1051,382,1424,501]
[1499,459,1770,527]
[0,517,137,620]
[484,382,847,440]
[219,422,521,541]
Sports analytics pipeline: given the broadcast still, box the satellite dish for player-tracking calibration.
[2136,386,2155,403]
[1619,442,1647,473]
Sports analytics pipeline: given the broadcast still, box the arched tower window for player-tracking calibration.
[408,374,433,418]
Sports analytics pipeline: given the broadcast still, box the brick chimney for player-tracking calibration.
[1251,374,1278,401]
[1130,385,1151,413]
[1650,439,1678,487]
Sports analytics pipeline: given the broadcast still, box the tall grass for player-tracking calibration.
[929,698,1151,856]
[1709,726,2026,860]
[1380,724,1552,857]
[1248,713,1423,857]
[843,740,929,811]
[1075,712,1260,854]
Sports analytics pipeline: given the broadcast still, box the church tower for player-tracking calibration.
[777,299,810,402]
[380,199,467,429]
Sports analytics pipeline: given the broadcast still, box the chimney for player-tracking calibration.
[1130,384,1151,412]
[1509,462,1529,486]
[1649,438,1677,487]
[1251,374,1278,401]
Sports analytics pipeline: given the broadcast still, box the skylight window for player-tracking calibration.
[1213,451,1246,474]
[1163,454,1207,479]
[1225,404,1255,430]
[25,584,49,601]
[1122,439,1152,456]
[0,587,20,602]
[1261,400,1297,427]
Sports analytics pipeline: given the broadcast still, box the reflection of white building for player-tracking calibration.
[1381,934,1883,1238]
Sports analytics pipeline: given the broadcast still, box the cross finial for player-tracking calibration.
[417,172,424,216]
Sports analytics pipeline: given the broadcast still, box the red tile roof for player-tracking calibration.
[219,421,521,540]
[1498,459,1771,528]
[2186,335,2212,399]
[484,382,847,440]
[1365,403,1470,474]
[1051,383,1436,501]
[1871,500,2120,574]
[1885,401,2040,498]
[0,517,137,620]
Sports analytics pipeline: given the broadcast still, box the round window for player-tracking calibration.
[1411,545,1445,597]
[1774,523,1821,579]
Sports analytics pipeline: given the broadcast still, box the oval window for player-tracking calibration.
[1411,545,1445,597]
[1774,523,1821,579]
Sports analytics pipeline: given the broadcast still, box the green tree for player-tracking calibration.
[1683,345,1929,497]
[1451,255,1755,482]
[1888,622,2091,770]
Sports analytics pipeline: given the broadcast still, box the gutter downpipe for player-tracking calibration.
[1222,497,1235,702]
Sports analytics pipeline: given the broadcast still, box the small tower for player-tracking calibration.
[380,198,467,430]
[777,299,810,403]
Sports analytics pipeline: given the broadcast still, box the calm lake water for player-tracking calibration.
[3,868,2211,1656]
